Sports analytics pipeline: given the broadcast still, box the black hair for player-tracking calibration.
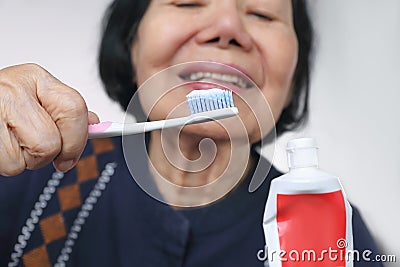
[99,0,150,110]
[99,0,314,136]
[279,0,314,135]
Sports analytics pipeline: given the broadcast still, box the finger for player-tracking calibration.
[12,98,62,170]
[18,103,62,170]
[31,65,89,172]
[0,121,25,176]
[88,111,100,125]
[42,86,89,172]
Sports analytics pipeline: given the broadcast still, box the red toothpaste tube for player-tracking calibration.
[263,138,353,267]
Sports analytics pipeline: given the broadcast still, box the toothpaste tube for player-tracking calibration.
[263,138,353,267]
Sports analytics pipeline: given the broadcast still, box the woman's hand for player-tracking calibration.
[0,63,99,176]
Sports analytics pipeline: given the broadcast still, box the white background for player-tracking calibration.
[0,0,399,265]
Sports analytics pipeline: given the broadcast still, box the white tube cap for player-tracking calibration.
[286,138,319,169]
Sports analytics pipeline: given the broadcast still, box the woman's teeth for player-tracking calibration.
[183,72,252,89]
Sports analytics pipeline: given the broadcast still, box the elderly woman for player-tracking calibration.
[0,0,382,266]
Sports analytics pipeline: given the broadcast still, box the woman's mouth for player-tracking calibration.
[180,71,252,89]
[177,62,256,93]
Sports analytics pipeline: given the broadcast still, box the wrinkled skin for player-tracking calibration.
[0,63,99,176]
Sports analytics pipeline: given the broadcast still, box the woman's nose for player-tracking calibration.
[195,4,253,51]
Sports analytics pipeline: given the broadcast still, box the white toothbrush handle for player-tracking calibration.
[88,107,238,139]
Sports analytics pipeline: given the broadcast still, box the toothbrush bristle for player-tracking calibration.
[186,89,235,115]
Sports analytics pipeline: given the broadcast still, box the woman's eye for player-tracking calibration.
[174,2,202,8]
[251,12,273,21]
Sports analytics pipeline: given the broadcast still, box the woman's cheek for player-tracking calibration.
[276,29,299,85]
[263,36,298,116]
[146,15,196,60]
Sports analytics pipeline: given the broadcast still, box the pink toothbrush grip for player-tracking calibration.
[88,121,113,134]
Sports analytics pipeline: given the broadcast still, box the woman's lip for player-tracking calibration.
[178,61,255,87]
[182,81,248,94]
[222,63,253,80]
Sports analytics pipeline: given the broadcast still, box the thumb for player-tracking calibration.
[88,111,100,125]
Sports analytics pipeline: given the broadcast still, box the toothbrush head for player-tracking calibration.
[186,89,235,115]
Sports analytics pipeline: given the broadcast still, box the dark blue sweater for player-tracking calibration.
[0,137,384,266]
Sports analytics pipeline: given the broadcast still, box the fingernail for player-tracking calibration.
[56,160,75,172]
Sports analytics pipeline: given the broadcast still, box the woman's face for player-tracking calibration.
[131,0,298,144]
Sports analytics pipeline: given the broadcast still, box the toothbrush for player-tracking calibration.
[88,88,238,139]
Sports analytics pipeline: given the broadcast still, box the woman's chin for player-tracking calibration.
[179,119,250,143]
